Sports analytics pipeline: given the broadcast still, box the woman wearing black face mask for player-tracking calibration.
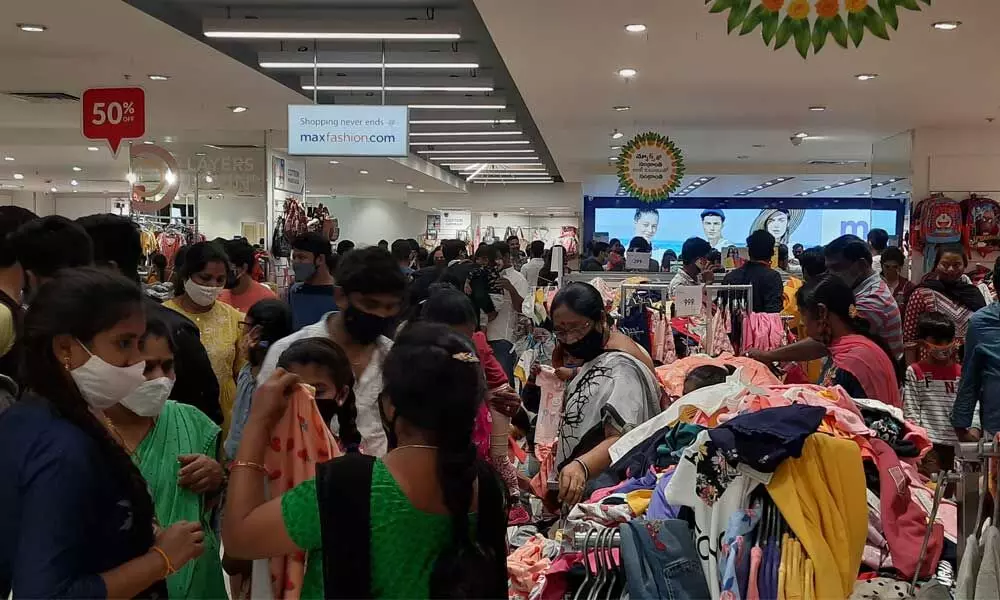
[549,283,661,507]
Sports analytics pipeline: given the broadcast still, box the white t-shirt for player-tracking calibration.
[520,257,545,288]
[486,267,530,342]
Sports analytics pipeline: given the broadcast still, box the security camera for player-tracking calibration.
[493,212,498,218]
[790,136,803,147]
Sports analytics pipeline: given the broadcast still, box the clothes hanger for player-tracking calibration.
[601,529,620,600]
[587,528,611,600]
[573,530,596,600]
[975,438,989,535]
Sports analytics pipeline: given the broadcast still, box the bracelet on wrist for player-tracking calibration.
[572,458,590,481]
[150,546,176,577]
[230,460,268,476]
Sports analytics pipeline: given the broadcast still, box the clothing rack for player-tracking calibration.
[956,440,1000,561]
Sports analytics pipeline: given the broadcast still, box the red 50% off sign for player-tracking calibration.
[81,87,146,156]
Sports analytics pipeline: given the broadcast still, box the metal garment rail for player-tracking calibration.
[956,440,1000,561]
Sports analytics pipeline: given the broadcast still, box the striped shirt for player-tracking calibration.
[854,271,904,358]
[903,362,970,444]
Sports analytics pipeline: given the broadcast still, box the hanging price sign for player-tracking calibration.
[82,87,146,157]
[674,285,704,317]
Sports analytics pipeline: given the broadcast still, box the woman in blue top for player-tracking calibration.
[0,268,204,599]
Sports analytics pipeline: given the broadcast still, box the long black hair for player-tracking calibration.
[22,267,155,545]
[245,299,293,367]
[420,283,477,328]
[383,322,507,598]
[796,273,903,385]
[551,281,606,323]
[174,241,231,296]
[277,337,360,452]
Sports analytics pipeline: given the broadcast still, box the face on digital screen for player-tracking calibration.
[634,210,659,242]
[766,211,789,241]
[702,215,724,242]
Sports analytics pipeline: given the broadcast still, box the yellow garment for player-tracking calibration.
[625,489,652,516]
[782,276,804,331]
[0,303,15,357]
[766,433,867,599]
[140,229,158,256]
[164,299,244,437]
[777,534,787,600]
[785,538,804,600]
[803,558,815,600]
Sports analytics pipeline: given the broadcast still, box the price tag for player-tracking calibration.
[81,87,146,156]
[674,285,704,317]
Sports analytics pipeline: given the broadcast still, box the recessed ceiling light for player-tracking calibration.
[194,152,207,156]
[625,24,647,33]
[418,189,425,193]
[405,184,414,190]
[72,166,82,172]
[932,21,961,31]
[809,106,827,112]
[610,146,621,150]
[147,74,170,81]
[359,169,369,175]
[229,105,248,113]
[613,105,631,112]
[2,157,12,162]
[12,174,23,180]
[386,178,395,183]
[611,130,624,140]
[87,146,99,152]
[329,160,339,164]
[205,175,214,183]
[855,73,878,81]
[70,179,78,186]
[793,132,810,138]
[72,189,78,193]
[617,68,637,78]
[49,187,57,192]
[17,23,47,33]
[143,140,155,145]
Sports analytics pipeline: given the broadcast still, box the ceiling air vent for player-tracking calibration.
[4,91,80,103]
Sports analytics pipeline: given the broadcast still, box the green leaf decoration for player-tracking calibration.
[812,17,830,53]
[879,0,900,29]
[775,17,794,50]
[761,11,780,44]
[847,11,866,47]
[864,5,890,39]
[709,0,735,14]
[738,3,764,35]
[615,132,686,202]
[897,0,920,9]
[830,15,849,48]
[793,19,811,58]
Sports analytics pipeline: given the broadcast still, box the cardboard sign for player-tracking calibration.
[674,285,704,317]
[82,87,146,156]
[625,251,651,271]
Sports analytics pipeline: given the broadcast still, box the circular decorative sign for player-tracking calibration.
[616,132,686,202]
[707,0,930,58]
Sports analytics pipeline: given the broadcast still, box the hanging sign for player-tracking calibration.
[81,87,146,156]
[675,285,705,317]
[287,104,409,157]
[616,132,685,202]
[707,0,930,59]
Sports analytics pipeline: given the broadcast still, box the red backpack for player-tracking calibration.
[965,194,1000,257]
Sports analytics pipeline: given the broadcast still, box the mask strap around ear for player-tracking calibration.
[74,338,94,357]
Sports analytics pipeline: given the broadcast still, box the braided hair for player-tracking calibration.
[383,322,507,598]
[22,267,156,547]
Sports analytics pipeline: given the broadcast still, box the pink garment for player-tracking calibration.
[734,384,871,438]
[829,334,902,407]
[529,442,555,498]
[473,403,491,461]
[654,354,781,398]
[507,535,552,599]
[747,547,762,600]
[740,312,786,353]
[533,367,564,447]
[712,309,735,355]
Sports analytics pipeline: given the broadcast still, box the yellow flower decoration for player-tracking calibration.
[846,0,868,13]
[787,0,810,20]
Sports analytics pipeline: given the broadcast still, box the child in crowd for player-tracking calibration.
[902,311,979,475]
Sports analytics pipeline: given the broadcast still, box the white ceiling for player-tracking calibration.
[473,0,1000,181]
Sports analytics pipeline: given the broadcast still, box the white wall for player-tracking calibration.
[1,191,55,215]
[52,195,126,220]
[321,197,430,246]
[198,194,267,241]
[408,182,583,213]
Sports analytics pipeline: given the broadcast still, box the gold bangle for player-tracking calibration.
[230,460,269,475]
[151,545,176,577]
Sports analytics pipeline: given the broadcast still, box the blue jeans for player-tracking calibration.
[488,339,515,386]
[620,519,709,600]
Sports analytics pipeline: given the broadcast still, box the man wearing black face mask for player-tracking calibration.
[288,233,337,331]
[258,247,407,457]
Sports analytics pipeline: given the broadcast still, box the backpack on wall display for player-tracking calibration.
[917,194,964,273]
[965,194,1000,257]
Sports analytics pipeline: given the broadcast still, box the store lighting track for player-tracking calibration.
[203,19,461,40]
[672,177,715,197]
[410,140,530,146]
[411,131,521,137]
[304,85,493,92]
[871,177,906,189]
[417,149,534,154]
[796,176,872,196]
[733,177,794,197]
[410,120,515,125]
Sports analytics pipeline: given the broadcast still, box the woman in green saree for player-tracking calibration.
[102,315,228,599]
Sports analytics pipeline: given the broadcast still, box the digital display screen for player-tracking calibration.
[594,207,899,256]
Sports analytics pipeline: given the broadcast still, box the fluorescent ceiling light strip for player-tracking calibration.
[261,61,478,69]
[410,131,521,137]
[206,31,460,40]
[409,104,506,110]
[410,119,515,125]
[458,166,547,171]
[410,140,530,146]
[471,179,554,183]
[418,149,534,154]
[465,164,488,182]
[303,85,492,92]
[429,156,539,161]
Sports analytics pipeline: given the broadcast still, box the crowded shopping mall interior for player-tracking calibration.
[3,0,1000,598]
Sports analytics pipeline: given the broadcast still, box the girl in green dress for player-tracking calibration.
[223,322,509,599]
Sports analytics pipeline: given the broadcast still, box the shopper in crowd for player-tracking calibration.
[288,232,338,332]
[225,299,294,461]
[377,239,389,251]
[259,247,407,457]
[660,249,678,273]
[799,246,827,281]
[537,249,561,286]
[415,246,429,269]
[550,282,661,506]
[627,236,660,272]
[580,241,610,272]
[391,239,415,277]
[103,313,227,599]
[12,215,93,301]
[954,257,1000,440]
[797,273,902,406]
[669,237,714,296]
[507,234,526,269]
[868,228,889,274]
[902,311,970,475]
[219,239,275,313]
[880,246,916,317]
[426,245,445,267]
[488,241,530,384]
[521,240,546,286]
[223,322,508,599]
[792,243,805,259]
[633,208,660,244]
[147,252,168,285]
[443,238,496,320]
[700,209,732,250]
[903,243,986,365]
[165,241,245,437]
[78,213,223,424]
[608,238,625,255]
[722,230,783,313]
[0,268,204,599]
[336,239,355,255]
[0,206,36,380]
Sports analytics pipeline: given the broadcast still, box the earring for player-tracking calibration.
[63,356,71,371]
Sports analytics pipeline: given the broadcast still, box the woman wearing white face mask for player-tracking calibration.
[165,242,245,438]
[103,315,227,600]
[0,268,205,599]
